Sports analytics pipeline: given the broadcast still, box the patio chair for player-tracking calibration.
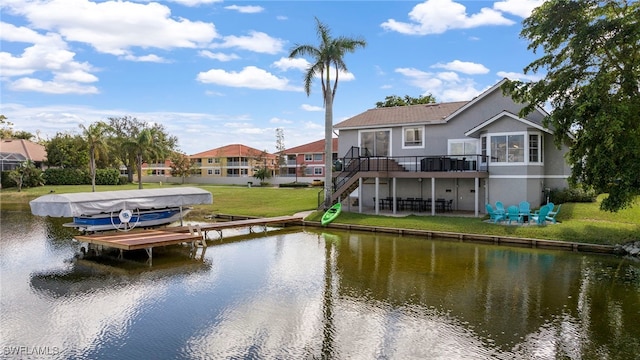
[495,201,506,215]
[531,204,551,225]
[546,204,561,223]
[518,201,531,216]
[506,205,522,224]
[486,203,505,223]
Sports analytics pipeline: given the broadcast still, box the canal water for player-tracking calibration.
[1,210,639,359]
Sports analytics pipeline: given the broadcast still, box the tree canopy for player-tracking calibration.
[375,94,436,108]
[289,17,366,207]
[504,0,640,211]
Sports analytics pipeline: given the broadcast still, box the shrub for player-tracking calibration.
[43,168,90,185]
[118,176,129,185]
[550,186,597,204]
[1,171,16,188]
[95,168,120,185]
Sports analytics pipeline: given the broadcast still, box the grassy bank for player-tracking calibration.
[1,184,638,245]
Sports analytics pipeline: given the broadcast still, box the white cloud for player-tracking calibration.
[431,60,490,75]
[494,0,546,18]
[381,0,514,35]
[270,117,293,124]
[196,66,302,91]
[212,31,285,55]
[9,77,99,94]
[395,67,483,102]
[199,50,240,62]
[301,104,323,112]
[272,57,308,72]
[496,71,544,82]
[224,5,264,14]
[3,0,218,56]
[122,53,168,63]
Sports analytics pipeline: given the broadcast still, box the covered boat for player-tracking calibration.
[30,187,213,232]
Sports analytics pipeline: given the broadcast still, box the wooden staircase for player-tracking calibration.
[331,158,406,203]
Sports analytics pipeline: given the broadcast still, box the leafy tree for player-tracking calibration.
[80,121,112,192]
[8,160,43,191]
[124,127,175,189]
[289,17,366,208]
[0,115,14,139]
[253,167,272,183]
[504,0,640,211]
[11,131,35,140]
[375,94,437,108]
[44,133,88,169]
[169,152,195,184]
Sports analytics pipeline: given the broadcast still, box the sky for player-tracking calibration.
[1,0,546,155]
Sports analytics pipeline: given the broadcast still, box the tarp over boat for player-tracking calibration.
[30,187,213,217]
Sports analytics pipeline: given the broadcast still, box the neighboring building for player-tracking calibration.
[190,144,276,178]
[333,78,571,216]
[0,138,47,171]
[141,160,173,176]
[280,138,338,178]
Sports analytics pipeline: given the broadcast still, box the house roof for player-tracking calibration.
[0,139,47,162]
[465,110,553,138]
[282,138,338,154]
[333,101,468,130]
[190,143,275,159]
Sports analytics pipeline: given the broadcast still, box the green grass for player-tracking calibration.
[2,184,638,246]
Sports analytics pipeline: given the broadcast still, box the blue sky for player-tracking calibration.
[1,0,545,155]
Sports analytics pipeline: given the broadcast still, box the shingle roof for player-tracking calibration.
[282,138,338,154]
[190,144,274,159]
[0,139,47,162]
[334,101,468,129]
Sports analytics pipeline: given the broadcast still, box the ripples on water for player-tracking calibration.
[1,211,639,359]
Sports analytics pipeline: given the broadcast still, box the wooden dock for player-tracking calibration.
[74,214,306,260]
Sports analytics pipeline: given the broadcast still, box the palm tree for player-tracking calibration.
[289,17,366,208]
[124,128,165,189]
[80,122,111,192]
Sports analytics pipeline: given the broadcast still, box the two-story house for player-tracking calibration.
[190,144,276,178]
[280,138,338,179]
[333,79,571,217]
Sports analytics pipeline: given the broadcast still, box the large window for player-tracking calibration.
[482,132,542,165]
[360,129,390,156]
[304,154,312,161]
[314,167,323,175]
[313,153,323,161]
[403,126,423,148]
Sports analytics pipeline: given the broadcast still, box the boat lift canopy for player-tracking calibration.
[30,187,213,217]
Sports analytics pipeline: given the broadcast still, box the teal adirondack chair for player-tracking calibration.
[531,204,551,225]
[486,203,505,223]
[506,205,522,224]
[495,201,506,215]
[546,204,561,223]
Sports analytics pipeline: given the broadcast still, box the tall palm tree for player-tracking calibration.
[80,122,111,192]
[124,128,165,189]
[289,17,366,208]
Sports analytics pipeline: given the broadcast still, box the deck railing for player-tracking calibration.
[333,147,489,196]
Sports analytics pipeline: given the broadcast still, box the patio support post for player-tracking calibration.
[375,177,380,215]
[358,177,363,214]
[474,177,479,217]
[431,178,436,216]
[392,177,397,214]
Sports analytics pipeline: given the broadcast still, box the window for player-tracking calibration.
[214,169,221,175]
[403,126,423,148]
[481,136,487,163]
[314,167,323,175]
[360,129,391,156]
[304,154,313,161]
[240,169,248,175]
[207,158,213,164]
[448,139,478,156]
[488,133,527,164]
[305,167,313,175]
[207,169,213,175]
[313,154,323,161]
[529,134,542,163]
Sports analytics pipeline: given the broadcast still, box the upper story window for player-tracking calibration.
[448,139,478,156]
[207,158,213,164]
[304,154,313,161]
[481,131,543,165]
[403,126,424,148]
[313,153,323,161]
[360,129,391,156]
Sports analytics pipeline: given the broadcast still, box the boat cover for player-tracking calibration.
[30,187,213,217]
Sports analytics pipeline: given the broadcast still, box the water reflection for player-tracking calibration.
[1,211,639,359]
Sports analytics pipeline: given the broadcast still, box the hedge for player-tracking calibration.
[42,168,122,185]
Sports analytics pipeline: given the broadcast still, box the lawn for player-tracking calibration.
[2,184,638,246]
